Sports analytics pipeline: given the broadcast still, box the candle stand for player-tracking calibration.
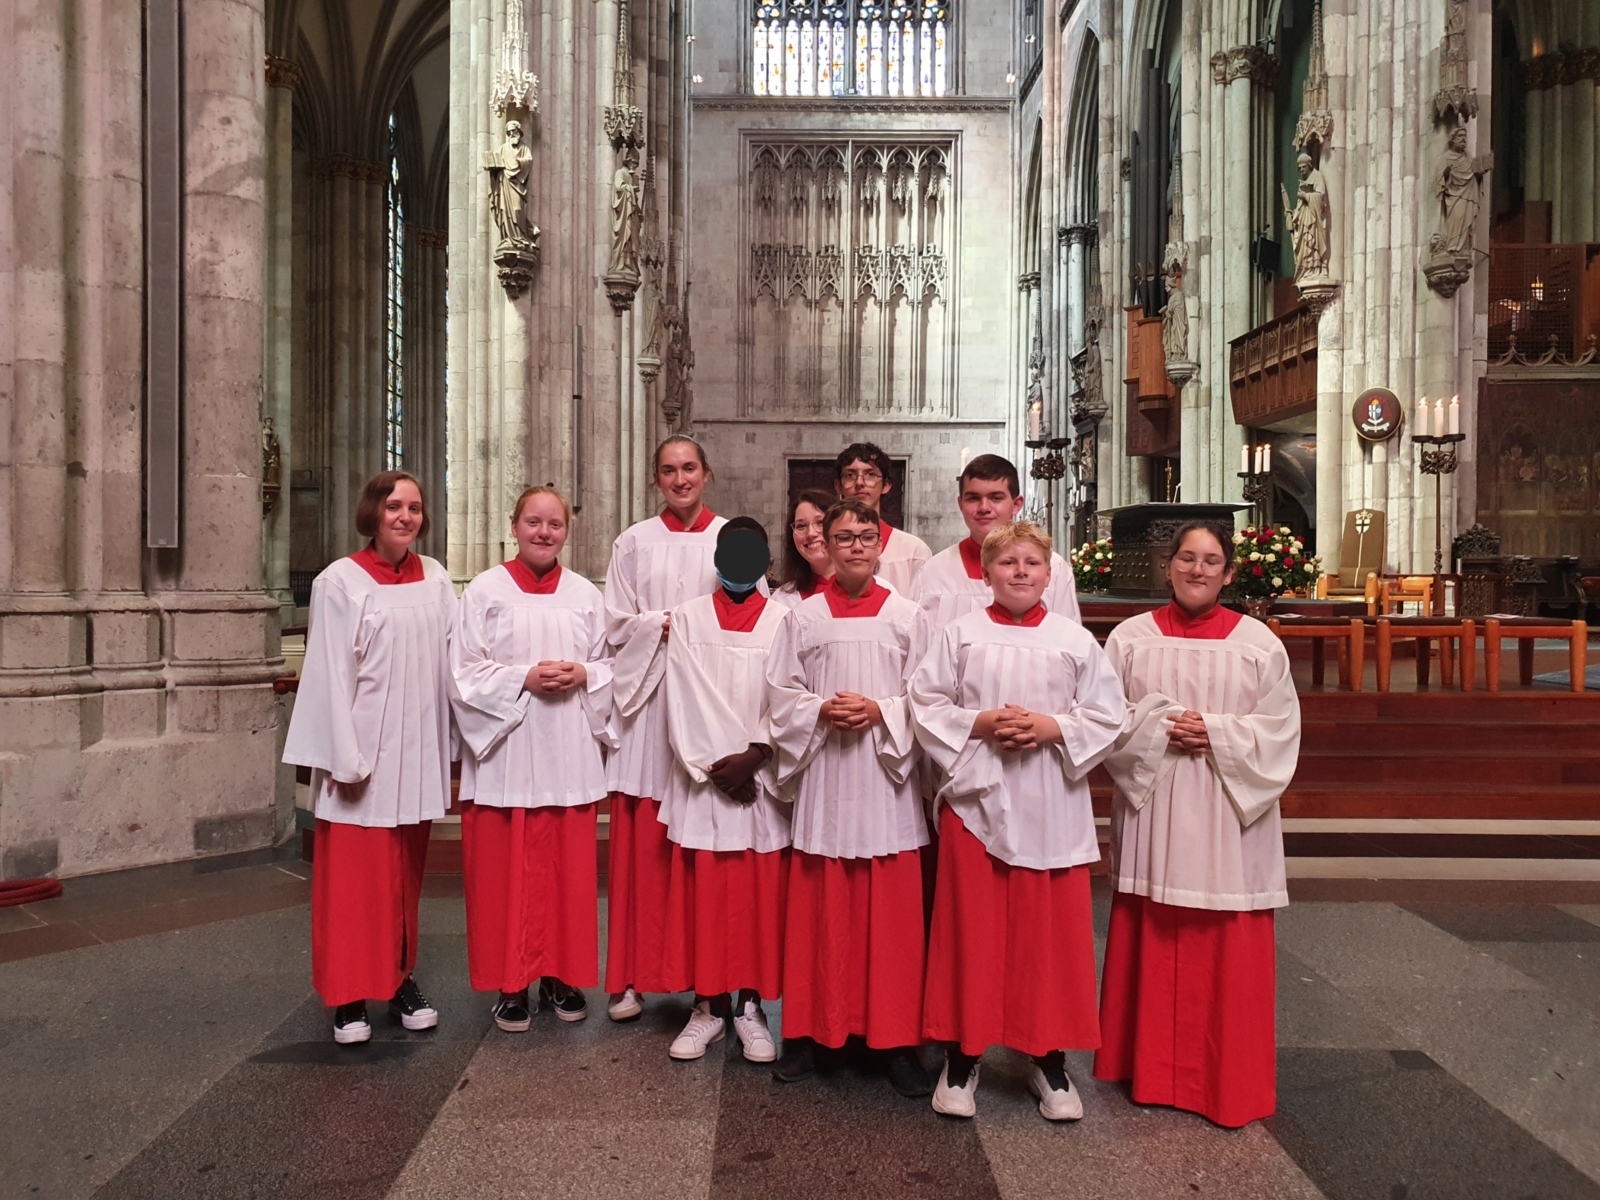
[1237,468,1274,528]
[1413,431,1465,616]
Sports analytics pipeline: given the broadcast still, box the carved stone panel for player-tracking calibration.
[741,138,954,418]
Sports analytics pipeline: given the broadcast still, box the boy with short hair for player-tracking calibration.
[834,442,931,594]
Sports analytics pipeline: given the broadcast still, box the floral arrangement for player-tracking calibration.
[1230,525,1322,599]
[1070,536,1114,593]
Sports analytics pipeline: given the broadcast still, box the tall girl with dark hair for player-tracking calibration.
[284,471,457,1044]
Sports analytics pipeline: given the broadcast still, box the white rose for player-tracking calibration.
[1249,551,1261,561]
[1234,533,1246,543]
[1272,576,1283,587]
[1264,552,1275,562]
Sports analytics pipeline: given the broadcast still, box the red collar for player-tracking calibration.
[351,544,423,585]
[879,523,894,551]
[660,506,716,534]
[800,574,834,601]
[987,601,1047,628]
[713,588,768,632]
[1153,601,1242,640]
[957,537,984,580]
[824,576,891,618]
[504,558,563,595]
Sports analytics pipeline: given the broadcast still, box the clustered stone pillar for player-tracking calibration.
[263,54,299,625]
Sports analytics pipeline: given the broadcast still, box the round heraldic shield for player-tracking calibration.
[1352,387,1403,443]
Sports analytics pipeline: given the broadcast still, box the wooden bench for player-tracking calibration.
[1267,616,1364,691]
[1375,617,1476,692]
[1481,617,1589,693]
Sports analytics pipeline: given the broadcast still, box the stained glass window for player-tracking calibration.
[752,0,949,97]
[384,113,405,471]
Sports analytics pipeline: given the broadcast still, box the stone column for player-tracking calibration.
[262,55,298,624]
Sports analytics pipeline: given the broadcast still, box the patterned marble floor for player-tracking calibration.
[3,849,1598,1200]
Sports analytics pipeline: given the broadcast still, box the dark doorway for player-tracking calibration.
[787,458,905,529]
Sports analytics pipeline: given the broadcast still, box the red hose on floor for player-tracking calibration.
[0,879,62,907]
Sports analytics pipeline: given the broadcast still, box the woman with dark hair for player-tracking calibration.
[603,435,730,1022]
[771,488,839,609]
[284,470,457,1044]
[1095,520,1301,1127]
[451,486,613,1031]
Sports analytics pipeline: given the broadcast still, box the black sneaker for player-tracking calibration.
[333,1001,371,1045]
[772,1035,817,1083]
[389,976,439,1031]
[539,978,589,1023]
[493,989,533,1032]
[885,1047,933,1098]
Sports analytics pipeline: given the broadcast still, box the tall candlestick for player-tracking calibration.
[1448,395,1460,436]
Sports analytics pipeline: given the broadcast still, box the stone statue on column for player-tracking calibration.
[609,146,641,279]
[1423,125,1492,300]
[1161,161,1195,384]
[484,120,539,298]
[1281,153,1330,282]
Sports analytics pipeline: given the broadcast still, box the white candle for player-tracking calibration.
[1416,396,1427,439]
[1434,398,1445,438]
[1241,443,1250,474]
[1448,395,1460,436]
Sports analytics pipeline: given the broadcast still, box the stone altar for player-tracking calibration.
[1103,503,1250,598]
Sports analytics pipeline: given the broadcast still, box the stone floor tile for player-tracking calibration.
[1276,902,1536,991]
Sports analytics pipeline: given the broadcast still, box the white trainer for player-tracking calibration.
[931,1056,980,1118]
[607,986,643,1022]
[732,999,777,1063]
[668,1001,726,1061]
[1027,1061,1084,1121]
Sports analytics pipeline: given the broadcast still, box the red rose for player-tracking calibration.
[1253,564,1264,577]
[1283,558,1294,568]
[1257,533,1271,545]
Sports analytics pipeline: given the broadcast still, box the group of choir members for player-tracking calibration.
[283,438,1301,1129]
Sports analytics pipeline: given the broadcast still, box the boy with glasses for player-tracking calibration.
[834,442,930,594]
[765,499,932,1099]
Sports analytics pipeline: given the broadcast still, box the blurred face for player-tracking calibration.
[791,501,831,575]
[1167,530,1235,615]
[837,458,890,512]
[655,443,707,515]
[984,541,1051,616]
[826,512,882,591]
[375,479,424,559]
[512,493,568,573]
[958,477,1024,541]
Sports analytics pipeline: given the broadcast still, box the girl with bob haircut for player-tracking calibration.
[284,470,457,1044]
[910,520,1125,1121]
[604,435,732,1022]
[771,488,840,609]
[451,486,615,1031]
[1096,519,1301,1128]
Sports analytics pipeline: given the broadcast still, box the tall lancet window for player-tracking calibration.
[751,0,950,97]
[384,113,406,471]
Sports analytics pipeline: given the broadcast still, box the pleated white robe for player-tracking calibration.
[450,565,615,809]
[283,555,456,827]
[1102,611,1301,911]
[765,590,927,859]
[605,514,727,799]
[911,543,1082,637]
[876,524,931,594]
[909,610,1125,870]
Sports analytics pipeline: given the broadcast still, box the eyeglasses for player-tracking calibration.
[839,469,884,486]
[1171,553,1228,574]
[791,519,825,534]
[829,530,882,548]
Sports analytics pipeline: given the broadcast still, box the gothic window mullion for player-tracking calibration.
[752,0,949,97]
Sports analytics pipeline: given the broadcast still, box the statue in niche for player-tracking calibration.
[1160,160,1189,362]
[485,120,536,249]
[1081,308,1105,419]
[661,303,693,431]
[609,145,642,278]
[1430,125,1492,261]
[261,418,281,488]
[1280,151,1331,282]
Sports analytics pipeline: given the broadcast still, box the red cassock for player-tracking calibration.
[659,845,789,999]
[780,848,926,1049]
[603,794,674,993]
[463,802,599,992]
[311,819,431,1007]
[922,808,1100,1057]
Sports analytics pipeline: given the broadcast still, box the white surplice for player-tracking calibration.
[283,555,456,828]
[765,589,928,859]
[875,525,931,594]
[909,609,1126,870]
[605,514,726,799]
[450,565,615,809]
[659,593,792,854]
[910,543,1082,634]
[1101,611,1301,911]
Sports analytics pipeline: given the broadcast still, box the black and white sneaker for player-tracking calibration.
[540,977,589,1023]
[333,1001,371,1045]
[493,989,533,1032]
[389,976,439,1031]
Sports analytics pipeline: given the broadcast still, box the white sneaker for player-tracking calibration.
[732,999,777,1063]
[668,1001,726,1061]
[931,1056,980,1118]
[1027,1061,1084,1121]
[608,986,643,1022]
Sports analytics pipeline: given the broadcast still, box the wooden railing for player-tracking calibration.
[1228,305,1319,428]
[1487,243,1600,364]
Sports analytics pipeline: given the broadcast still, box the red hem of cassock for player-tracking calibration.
[603,793,675,993]
[780,848,926,1049]
[1093,891,1277,1128]
[462,802,599,993]
[658,843,789,998]
[311,819,430,1007]
[922,808,1101,1058]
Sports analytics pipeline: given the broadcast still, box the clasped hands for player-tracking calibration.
[707,745,770,806]
[523,660,588,696]
[819,691,883,732]
[973,703,1062,751]
[1166,710,1211,755]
